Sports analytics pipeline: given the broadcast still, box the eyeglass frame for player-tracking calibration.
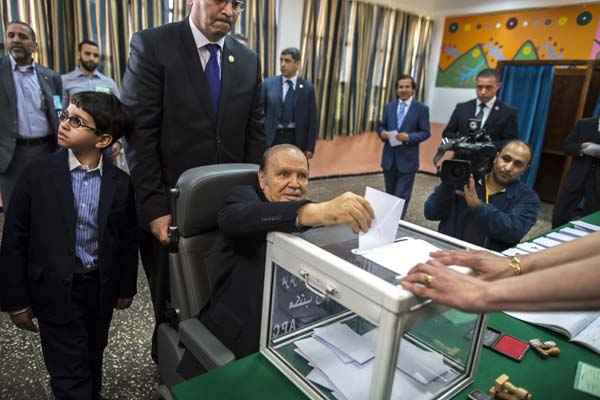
[59,110,102,134]
[212,0,246,12]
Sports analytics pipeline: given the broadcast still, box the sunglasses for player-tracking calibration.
[59,110,99,133]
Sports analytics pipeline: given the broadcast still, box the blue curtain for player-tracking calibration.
[500,64,555,188]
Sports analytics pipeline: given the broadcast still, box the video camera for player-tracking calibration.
[434,118,498,187]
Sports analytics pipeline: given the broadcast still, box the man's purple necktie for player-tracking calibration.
[205,44,221,113]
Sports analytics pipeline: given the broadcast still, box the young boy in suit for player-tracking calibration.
[0,91,139,400]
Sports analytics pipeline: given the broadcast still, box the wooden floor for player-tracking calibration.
[309,123,446,178]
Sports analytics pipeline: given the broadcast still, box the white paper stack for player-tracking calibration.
[293,322,456,400]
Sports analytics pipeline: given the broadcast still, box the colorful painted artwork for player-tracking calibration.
[437,4,600,88]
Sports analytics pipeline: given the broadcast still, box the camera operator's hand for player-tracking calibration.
[396,132,410,142]
[456,175,482,209]
[581,142,600,158]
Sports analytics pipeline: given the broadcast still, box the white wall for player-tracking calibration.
[276,0,593,123]
[426,0,594,123]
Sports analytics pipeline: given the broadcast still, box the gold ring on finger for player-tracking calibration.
[424,274,433,286]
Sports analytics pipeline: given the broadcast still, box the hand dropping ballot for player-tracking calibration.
[358,187,405,251]
[355,188,468,278]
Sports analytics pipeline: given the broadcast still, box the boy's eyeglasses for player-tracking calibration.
[59,110,98,133]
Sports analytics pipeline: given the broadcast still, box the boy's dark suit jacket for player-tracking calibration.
[442,99,519,147]
[553,117,600,227]
[0,149,139,323]
[200,185,308,358]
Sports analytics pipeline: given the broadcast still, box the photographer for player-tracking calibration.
[425,140,540,252]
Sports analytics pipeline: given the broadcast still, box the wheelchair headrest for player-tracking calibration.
[175,164,259,237]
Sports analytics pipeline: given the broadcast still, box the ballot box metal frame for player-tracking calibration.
[259,220,489,400]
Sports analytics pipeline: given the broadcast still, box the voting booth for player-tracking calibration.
[260,221,488,400]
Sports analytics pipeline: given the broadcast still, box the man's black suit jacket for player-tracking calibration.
[121,20,265,225]
[0,56,62,172]
[200,185,308,358]
[442,99,519,148]
[552,117,600,227]
[262,75,318,152]
[0,150,139,324]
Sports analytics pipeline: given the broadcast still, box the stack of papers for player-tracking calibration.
[293,322,456,400]
[502,220,600,257]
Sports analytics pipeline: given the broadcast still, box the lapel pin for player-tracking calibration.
[299,84,303,89]
[228,55,235,63]
[494,105,499,111]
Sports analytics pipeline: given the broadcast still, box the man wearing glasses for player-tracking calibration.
[121,0,264,361]
[0,21,62,211]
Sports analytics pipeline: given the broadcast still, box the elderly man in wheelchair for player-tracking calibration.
[156,144,373,396]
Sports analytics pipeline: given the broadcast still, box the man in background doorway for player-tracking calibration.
[552,116,600,227]
[262,47,318,159]
[377,75,430,216]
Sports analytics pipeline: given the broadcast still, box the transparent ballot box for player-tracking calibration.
[260,221,487,400]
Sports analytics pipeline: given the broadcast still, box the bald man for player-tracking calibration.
[425,140,540,251]
[199,144,374,357]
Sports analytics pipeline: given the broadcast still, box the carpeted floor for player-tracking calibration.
[0,172,553,399]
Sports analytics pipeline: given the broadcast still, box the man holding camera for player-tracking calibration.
[442,68,518,149]
[425,140,540,252]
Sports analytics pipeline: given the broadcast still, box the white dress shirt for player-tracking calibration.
[476,96,496,127]
[282,75,298,100]
[189,17,225,75]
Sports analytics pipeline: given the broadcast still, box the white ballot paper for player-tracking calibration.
[295,323,454,400]
[358,238,470,277]
[314,323,374,365]
[358,187,405,251]
[572,220,600,232]
[546,231,577,242]
[533,237,562,248]
[387,130,403,147]
[516,242,547,253]
[502,247,529,256]
[560,227,590,238]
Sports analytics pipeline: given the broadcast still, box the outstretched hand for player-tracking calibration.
[401,259,489,312]
[429,249,514,281]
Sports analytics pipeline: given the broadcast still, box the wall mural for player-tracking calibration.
[437,3,600,88]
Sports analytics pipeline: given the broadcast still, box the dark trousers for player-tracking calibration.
[383,169,416,218]
[272,129,296,147]
[38,271,112,400]
[139,230,171,361]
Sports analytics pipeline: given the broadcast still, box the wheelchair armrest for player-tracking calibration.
[179,318,236,370]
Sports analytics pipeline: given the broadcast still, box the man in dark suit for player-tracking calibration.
[0,92,138,399]
[121,0,264,360]
[552,117,600,227]
[262,47,318,158]
[378,75,430,215]
[0,21,62,210]
[200,144,374,357]
[442,68,518,148]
